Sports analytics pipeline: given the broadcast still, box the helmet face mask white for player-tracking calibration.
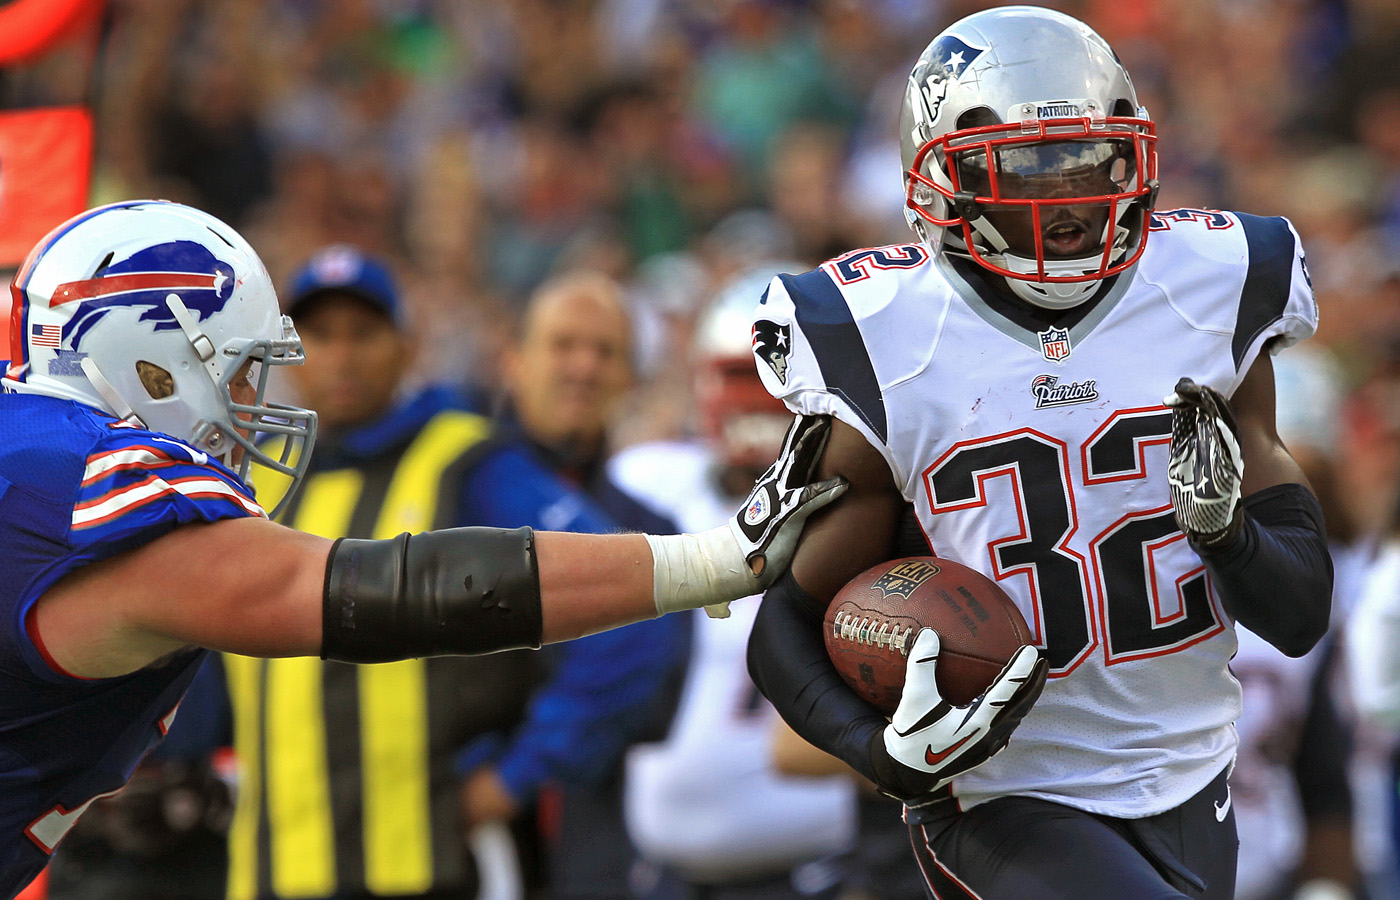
[5,200,317,517]
[899,6,1159,310]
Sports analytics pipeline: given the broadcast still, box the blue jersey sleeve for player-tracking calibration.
[2,408,263,685]
[70,427,264,547]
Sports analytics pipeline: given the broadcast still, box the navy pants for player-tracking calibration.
[906,767,1238,900]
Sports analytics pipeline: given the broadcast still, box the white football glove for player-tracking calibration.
[875,630,1046,802]
[1165,377,1244,548]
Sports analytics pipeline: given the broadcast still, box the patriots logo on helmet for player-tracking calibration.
[48,241,237,350]
[752,319,792,385]
[914,35,988,125]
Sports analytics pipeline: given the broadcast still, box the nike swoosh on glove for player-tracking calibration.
[870,629,1047,804]
[1166,377,1244,548]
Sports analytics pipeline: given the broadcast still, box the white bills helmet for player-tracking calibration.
[900,6,1159,309]
[4,200,316,515]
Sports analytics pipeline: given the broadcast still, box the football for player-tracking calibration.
[824,556,1034,714]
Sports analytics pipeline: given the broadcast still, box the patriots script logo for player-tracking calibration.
[1031,374,1099,409]
[51,240,237,350]
[752,319,792,385]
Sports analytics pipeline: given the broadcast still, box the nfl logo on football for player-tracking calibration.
[1039,327,1071,363]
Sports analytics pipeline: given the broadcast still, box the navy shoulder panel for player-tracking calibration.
[778,269,887,443]
[1232,214,1297,369]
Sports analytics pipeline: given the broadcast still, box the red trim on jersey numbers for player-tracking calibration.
[1089,507,1224,665]
[923,428,1096,677]
[1148,208,1235,232]
[826,244,929,285]
[922,413,1220,674]
[1080,407,1173,485]
[26,789,117,854]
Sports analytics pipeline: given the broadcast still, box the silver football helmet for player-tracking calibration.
[900,7,1159,309]
[4,200,316,516]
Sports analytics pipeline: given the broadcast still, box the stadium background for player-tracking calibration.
[1,0,1398,520]
[1,0,1399,898]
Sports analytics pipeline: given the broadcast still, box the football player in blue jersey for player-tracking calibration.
[744,7,1334,900]
[0,199,844,900]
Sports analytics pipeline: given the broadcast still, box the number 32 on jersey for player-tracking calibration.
[923,407,1225,676]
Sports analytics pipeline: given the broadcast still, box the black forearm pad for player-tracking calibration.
[1193,483,1333,658]
[746,569,887,782]
[1296,643,1353,820]
[322,527,543,663]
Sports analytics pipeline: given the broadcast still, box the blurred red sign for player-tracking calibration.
[0,106,93,268]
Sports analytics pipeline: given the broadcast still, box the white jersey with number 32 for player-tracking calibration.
[751,209,1318,818]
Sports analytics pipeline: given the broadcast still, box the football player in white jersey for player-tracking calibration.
[743,7,1334,900]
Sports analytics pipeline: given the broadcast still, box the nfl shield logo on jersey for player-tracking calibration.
[1039,326,1072,363]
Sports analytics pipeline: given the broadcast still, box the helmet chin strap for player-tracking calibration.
[969,214,1131,310]
[79,357,147,427]
[998,256,1105,309]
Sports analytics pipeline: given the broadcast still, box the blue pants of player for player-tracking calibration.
[906,766,1237,900]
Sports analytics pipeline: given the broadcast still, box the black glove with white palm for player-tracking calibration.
[870,629,1047,804]
[1165,377,1244,549]
[649,415,846,620]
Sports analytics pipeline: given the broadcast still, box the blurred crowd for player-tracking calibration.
[6,0,1400,899]
[6,0,1400,496]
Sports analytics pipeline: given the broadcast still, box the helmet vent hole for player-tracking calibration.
[136,360,175,399]
[1111,99,1135,117]
[956,107,999,130]
[92,252,114,277]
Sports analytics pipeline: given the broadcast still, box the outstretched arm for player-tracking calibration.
[34,417,843,678]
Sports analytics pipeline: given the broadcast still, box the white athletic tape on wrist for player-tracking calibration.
[645,527,755,617]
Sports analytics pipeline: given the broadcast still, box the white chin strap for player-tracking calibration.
[996,254,1105,309]
[79,357,147,427]
[977,216,1133,311]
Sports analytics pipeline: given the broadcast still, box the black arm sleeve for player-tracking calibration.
[1194,482,1333,658]
[1295,639,1354,821]
[322,526,542,663]
[746,568,887,782]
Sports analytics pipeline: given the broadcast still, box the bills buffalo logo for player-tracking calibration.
[752,319,792,385]
[871,559,941,600]
[911,35,988,125]
[1039,326,1071,363]
[1031,374,1099,409]
[47,241,237,351]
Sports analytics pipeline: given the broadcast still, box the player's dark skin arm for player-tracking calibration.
[1204,350,1333,656]
[746,420,909,782]
[753,351,1326,781]
[1230,350,1310,496]
[788,420,906,598]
